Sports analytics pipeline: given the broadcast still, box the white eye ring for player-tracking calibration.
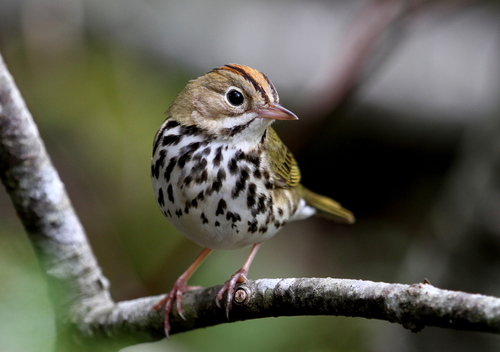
[225,87,245,107]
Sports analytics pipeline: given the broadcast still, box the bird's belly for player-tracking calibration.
[168,200,279,250]
[156,175,287,250]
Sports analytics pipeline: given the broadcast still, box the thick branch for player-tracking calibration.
[0,53,118,349]
[61,278,500,337]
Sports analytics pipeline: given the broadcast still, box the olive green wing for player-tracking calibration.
[266,127,301,188]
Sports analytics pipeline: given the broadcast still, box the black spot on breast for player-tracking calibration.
[184,202,192,214]
[247,195,256,209]
[164,157,177,182]
[166,120,180,129]
[226,211,241,223]
[162,134,182,147]
[256,195,268,215]
[214,146,224,167]
[215,221,220,227]
[208,174,223,195]
[253,169,262,179]
[191,158,207,177]
[196,169,208,184]
[178,154,190,168]
[248,183,257,194]
[217,168,226,182]
[201,212,209,224]
[183,175,193,186]
[237,151,246,160]
[248,153,260,166]
[192,153,203,163]
[187,141,202,152]
[232,177,246,198]
[208,182,219,195]
[167,184,175,203]
[158,187,165,207]
[201,146,211,156]
[175,209,183,217]
[263,171,273,189]
[228,157,239,175]
[152,149,167,179]
[178,142,201,167]
[248,220,258,233]
[216,198,227,216]
[191,198,198,208]
[197,191,205,201]
[241,167,250,180]
[258,225,268,233]
[247,183,257,208]
[245,152,260,167]
[232,166,250,198]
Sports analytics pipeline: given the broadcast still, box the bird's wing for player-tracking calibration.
[266,127,301,188]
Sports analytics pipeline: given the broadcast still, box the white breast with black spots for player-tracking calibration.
[151,121,298,250]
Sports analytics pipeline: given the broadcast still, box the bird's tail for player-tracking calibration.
[300,186,355,224]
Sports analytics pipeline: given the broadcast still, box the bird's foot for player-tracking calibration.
[153,279,202,338]
[216,268,248,319]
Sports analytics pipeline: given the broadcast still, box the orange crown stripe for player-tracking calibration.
[218,64,278,104]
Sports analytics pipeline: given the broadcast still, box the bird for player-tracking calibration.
[151,63,354,336]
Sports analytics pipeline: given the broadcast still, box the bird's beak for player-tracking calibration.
[257,103,298,121]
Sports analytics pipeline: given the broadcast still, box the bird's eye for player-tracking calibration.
[226,89,244,106]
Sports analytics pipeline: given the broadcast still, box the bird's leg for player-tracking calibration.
[216,242,262,319]
[153,247,212,337]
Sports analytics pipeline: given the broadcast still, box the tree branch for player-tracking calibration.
[73,278,500,337]
[171,279,500,334]
[1,47,500,350]
[0,52,117,349]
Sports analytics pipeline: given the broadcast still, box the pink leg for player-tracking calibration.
[216,243,262,319]
[153,247,213,337]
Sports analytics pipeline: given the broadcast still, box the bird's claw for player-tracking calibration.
[216,269,248,319]
[154,282,202,338]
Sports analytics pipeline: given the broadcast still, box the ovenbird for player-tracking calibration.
[151,64,354,335]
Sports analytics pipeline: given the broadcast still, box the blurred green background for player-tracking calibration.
[1,1,500,351]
